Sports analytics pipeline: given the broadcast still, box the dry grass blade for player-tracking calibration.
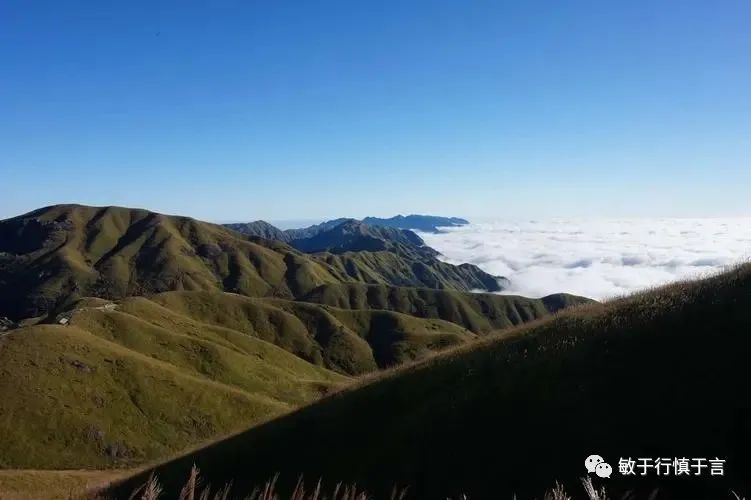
[213,482,233,500]
[139,474,163,500]
[120,470,751,500]
[179,464,201,500]
[389,484,409,500]
[580,476,609,500]
[544,481,571,500]
[310,478,322,500]
[290,475,305,500]
[246,486,261,500]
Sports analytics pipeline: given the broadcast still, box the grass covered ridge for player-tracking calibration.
[111,264,751,499]
[0,295,347,469]
[301,282,588,333]
[127,290,477,375]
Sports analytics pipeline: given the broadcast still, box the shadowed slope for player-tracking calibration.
[111,264,751,499]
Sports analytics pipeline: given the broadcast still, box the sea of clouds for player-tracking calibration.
[419,218,751,300]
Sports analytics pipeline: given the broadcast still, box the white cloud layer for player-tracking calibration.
[419,218,751,300]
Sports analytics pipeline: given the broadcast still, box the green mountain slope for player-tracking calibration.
[111,264,751,499]
[317,249,506,293]
[0,283,584,469]
[227,217,506,291]
[0,286,486,469]
[301,282,592,333]
[0,297,346,469]
[0,204,334,319]
[144,290,475,375]
[290,220,429,255]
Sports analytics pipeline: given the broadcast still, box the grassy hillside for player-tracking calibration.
[111,264,751,499]
[0,204,335,319]
[143,291,476,375]
[0,469,130,500]
[0,298,346,469]
[289,220,430,255]
[0,205,508,320]
[317,249,505,293]
[0,286,497,469]
[302,282,592,333]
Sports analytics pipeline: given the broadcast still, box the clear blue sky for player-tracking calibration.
[1,0,749,222]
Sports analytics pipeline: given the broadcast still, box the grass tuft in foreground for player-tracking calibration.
[117,468,747,500]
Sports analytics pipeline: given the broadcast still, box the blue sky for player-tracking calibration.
[1,0,749,222]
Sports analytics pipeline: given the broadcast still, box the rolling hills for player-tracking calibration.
[110,263,751,499]
[0,204,593,473]
[301,282,586,333]
[139,290,476,374]
[0,205,505,320]
[0,283,592,470]
[0,295,347,469]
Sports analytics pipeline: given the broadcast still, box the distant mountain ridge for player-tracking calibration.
[225,214,469,244]
[225,220,289,242]
[362,214,469,233]
[290,220,430,255]
[225,216,505,293]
